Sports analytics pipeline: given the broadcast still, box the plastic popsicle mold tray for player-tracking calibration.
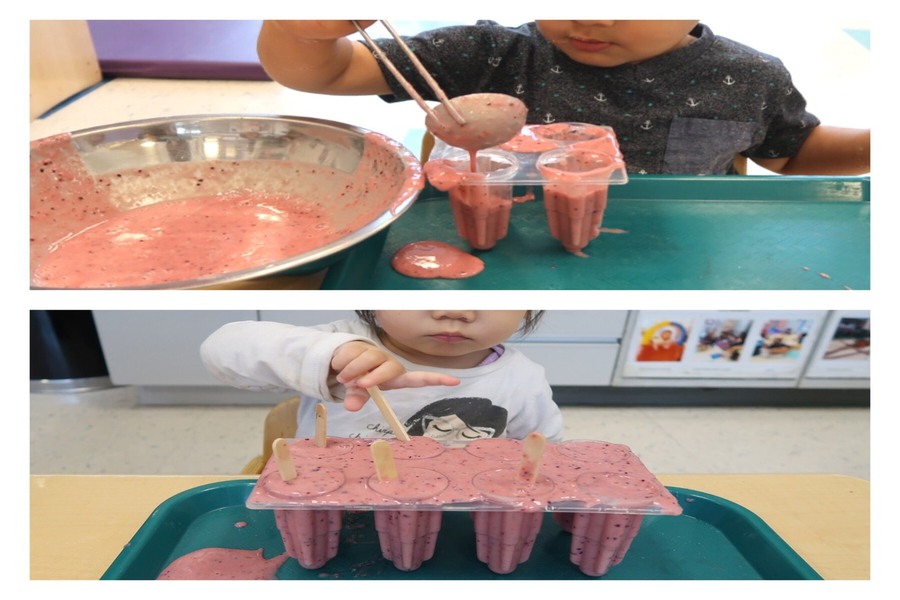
[424,123,629,188]
[246,437,682,515]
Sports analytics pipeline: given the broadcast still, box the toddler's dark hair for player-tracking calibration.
[355,310,545,338]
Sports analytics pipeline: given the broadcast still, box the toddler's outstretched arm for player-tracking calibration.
[257,20,392,96]
[753,126,870,175]
[331,341,460,411]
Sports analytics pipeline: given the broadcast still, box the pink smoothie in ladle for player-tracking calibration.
[356,22,527,170]
[426,93,528,170]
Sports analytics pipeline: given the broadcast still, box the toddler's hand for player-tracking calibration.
[331,341,460,411]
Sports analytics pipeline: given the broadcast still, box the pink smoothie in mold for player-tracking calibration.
[563,512,645,576]
[368,466,449,571]
[424,150,518,250]
[248,436,681,577]
[262,439,355,570]
[472,509,545,574]
[470,467,555,573]
[537,148,620,256]
[374,510,443,571]
[530,122,623,158]
[274,509,345,569]
[499,127,563,154]
[555,471,661,576]
[465,437,528,461]
[381,435,447,460]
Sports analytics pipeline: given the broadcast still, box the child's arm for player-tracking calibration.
[752,126,870,175]
[200,321,458,410]
[331,341,460,411]
[256,20,391,95]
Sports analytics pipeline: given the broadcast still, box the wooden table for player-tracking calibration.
[29,473,869,580]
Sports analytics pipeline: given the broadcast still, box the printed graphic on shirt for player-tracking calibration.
[402,397,509,443]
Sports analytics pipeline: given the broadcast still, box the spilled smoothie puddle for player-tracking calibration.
[391,241,484,279]
[157,548,288,580]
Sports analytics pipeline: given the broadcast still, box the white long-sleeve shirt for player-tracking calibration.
[200,319,563,443]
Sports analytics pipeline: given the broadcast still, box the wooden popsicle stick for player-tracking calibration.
[517,432,546,484]
[366,386,411,442]
[370,439,399,482]
[315,403,327,448]
[272,437,297,481]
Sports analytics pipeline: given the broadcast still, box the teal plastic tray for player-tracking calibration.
[101,480,821,580]
[321,175,869,290]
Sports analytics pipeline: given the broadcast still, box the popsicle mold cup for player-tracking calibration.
[274,509,344,569]
[367,460,450,572]
[374,509,443,571]
[470,466,555,574]
[562,512,645,576]
[472,509,545,574]
[434,150,519,250]
[537,148,621,255]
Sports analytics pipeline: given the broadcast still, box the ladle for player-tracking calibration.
[353,20,527,152]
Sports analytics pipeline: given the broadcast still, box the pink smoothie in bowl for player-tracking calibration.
[29,115,424,289]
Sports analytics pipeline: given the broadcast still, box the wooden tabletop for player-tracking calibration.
[29,473,869,580]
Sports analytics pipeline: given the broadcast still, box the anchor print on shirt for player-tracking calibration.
[515,84,526,95]
[686,97,701,107]
[594,92,608,103]
[550,65,563,74]
[543,113,556,124]
[431,37,445,48]
[640,120,653,130]
[723,75,736,86]
[487,56,502,67]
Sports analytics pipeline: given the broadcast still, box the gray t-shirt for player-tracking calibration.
[372,22,820,174]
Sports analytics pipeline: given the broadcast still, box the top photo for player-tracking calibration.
[29,18,871,290]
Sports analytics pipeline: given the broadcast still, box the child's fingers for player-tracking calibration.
[342,371,458,411]
[332,345,399,383]
[373,371,461,391]
[342,386,371,412]
[348,361,408,389]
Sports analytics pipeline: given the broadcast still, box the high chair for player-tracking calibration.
[241,396,300,475]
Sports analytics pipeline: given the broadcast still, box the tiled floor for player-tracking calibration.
[29,385,870,480]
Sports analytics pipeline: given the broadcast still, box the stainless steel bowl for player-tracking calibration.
[30,114,424,289]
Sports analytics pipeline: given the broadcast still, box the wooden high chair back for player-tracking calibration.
[240,396,300,475]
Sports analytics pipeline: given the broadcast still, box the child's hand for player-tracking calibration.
[257,20,389,95]
[331,341,460,411]
[263,20,374,42]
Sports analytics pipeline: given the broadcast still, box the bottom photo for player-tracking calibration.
[30,309,870,581]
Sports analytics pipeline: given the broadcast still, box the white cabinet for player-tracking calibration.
[92,310,277,404]
[507,310,627,386]
[92,309,866,404]
[94,310,256,386]
[93,310,628,402]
